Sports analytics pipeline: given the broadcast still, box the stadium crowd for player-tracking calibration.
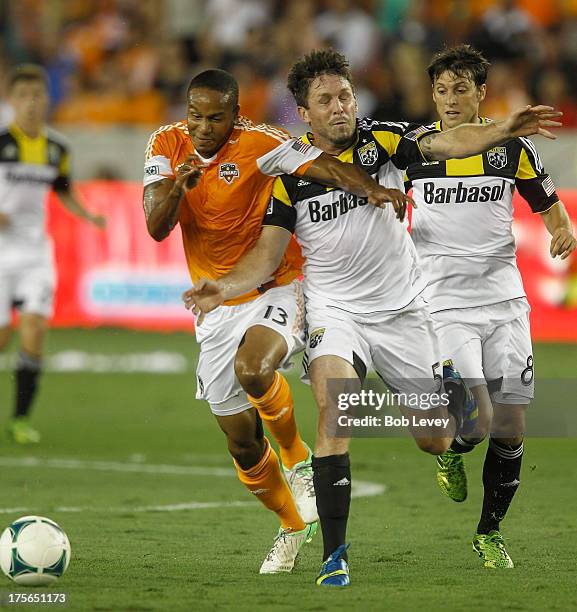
[1,0,577,127]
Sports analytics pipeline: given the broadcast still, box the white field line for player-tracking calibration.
[0,457,233,477]
[0,351,189,373]
[0,456,385,513]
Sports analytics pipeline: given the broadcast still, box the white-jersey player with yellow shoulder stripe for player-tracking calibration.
[406,45,576,569]
[0,65,105,444]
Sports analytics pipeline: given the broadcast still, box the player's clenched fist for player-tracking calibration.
[182,278,225,325]
[175,154,206,190]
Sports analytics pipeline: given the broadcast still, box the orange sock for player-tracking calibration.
[235,438,306,531]
[248,372,308,469]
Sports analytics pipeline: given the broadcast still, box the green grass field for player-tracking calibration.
[1,330,576,612]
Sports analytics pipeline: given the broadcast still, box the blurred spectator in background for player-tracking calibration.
[0,0,577,128]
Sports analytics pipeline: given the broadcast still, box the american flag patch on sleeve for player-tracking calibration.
[404,125,433,141]
[291,139,313,154]
[542,175,556,196]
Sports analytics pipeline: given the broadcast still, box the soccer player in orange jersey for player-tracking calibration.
[142,69,410,573]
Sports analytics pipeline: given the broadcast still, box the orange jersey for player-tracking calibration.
[144,117,317,305]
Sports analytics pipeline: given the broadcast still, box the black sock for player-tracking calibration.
[312,453,351,561]
[14,351,42,418]
[477,438,523,535]
[450,434,481,454]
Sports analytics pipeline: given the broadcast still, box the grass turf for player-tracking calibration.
[0,329,576,611]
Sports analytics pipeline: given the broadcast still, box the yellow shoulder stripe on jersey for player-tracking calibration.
[446,155,484,176]
[372,130,401,156]
[336,139,355,163]
[303,132,356,163]
[10,125,47,164]
[272,177,292,206]
[59,151,70,176]
[516,147,537,179]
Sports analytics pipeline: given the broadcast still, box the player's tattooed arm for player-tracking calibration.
[143,179,182,241]
[144,155,205,241]
[421,105,563,161]
[182,226,292,324]
[539,201,577,260]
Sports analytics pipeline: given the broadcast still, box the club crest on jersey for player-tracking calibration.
[487,147,507,169]
[1,143,17,160]
[358,141,378,166]
[48,144,60,164]
[309,328,325,349]
[218,162,240,184]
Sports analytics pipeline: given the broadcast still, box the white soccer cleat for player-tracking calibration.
[283,449,318,524]
[259,522,317,574]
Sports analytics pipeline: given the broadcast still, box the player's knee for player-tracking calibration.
[234,355,275,397]
[492,435,524,447]
[416,436,450,456]
[226,436,265,470]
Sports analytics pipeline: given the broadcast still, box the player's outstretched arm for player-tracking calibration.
[539,201,577,259]
[421,105,563,161]
[182,226,292,324]
[144,155,204,241]
[300,153,414,220]
[55,189,106,229]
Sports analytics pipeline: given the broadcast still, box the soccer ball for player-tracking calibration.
[0,516,71,586]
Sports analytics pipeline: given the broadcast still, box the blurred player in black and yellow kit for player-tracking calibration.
[406,45,576,568]
[0,65,105,444]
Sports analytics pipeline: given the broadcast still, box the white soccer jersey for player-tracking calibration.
[263,120,427,313]
[0,124,70,270]
[402,119,559,312]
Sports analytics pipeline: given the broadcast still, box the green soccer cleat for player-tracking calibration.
[436,448,467,502]
[472,531,514,568]
[6,417,41,444]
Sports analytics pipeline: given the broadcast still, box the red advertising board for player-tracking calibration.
[47,182,577,340]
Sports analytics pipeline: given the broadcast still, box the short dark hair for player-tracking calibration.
[8,64,49,90]
[287,49,353,108]
[187,69,239,107]
[427,45,491,87]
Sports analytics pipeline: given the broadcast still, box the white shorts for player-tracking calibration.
[0,264,56,326]
[432,298,534,405]
[194,280,305,416]
[302,295,442,401]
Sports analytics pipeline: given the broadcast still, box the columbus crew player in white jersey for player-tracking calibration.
[0,65,105,443]
[405,45,576,569]
[182,50,561,586]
